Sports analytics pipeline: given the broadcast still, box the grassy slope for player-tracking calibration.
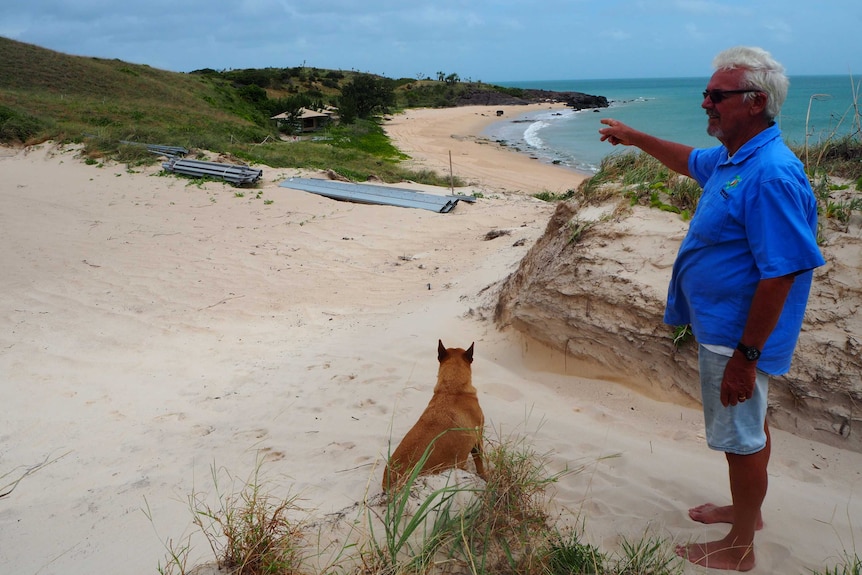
[0,37,270,151]
[0,37,473,184]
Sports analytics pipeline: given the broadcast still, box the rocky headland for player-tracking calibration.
[453,87,609,110]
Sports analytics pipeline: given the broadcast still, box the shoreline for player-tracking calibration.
[479,105,604,174]
[384,104,590,195]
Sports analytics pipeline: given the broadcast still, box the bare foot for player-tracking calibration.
[688,503,764,530]
[676,539,756,571]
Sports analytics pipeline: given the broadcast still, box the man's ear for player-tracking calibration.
[749,91,769,117]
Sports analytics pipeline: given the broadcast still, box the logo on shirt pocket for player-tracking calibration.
[720,175,742,200]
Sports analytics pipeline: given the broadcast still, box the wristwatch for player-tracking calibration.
[736,342,761,362]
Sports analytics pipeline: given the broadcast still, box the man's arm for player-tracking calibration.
[721,274,796,406]
[599,118,694,177]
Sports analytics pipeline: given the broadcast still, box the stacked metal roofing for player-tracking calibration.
[119,140,189,157]
[278,177,466,213]
[162,158,263,186]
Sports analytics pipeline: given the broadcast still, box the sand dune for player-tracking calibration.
[1,111,859,574]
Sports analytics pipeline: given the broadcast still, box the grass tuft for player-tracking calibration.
[180,459,309,575]
[544,529,606,574]
[811,552,862,575]
[614,531,682,575]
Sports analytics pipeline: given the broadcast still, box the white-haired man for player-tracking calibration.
[599,46,825,571]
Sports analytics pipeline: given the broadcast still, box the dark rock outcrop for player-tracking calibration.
[453,88,609,110]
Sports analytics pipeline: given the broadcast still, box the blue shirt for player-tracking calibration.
[664,125,825,375]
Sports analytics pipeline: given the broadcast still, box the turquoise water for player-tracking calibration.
[488,76,860,174]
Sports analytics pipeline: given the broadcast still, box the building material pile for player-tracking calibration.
[119,140,189,157]
[162,158,263,186]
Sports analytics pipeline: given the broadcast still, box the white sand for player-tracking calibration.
[1,109,859,574]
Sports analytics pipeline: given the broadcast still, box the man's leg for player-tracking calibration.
[688,423,770,529]
[676,423,770,571]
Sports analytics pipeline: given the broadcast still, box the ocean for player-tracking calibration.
[487,75,860,174]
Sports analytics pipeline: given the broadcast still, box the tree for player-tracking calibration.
[237,84,268,106]
[338,74,396,123]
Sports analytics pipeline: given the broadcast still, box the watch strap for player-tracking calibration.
[736,342,761,361]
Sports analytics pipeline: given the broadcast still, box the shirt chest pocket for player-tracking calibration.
[688,186,731,245]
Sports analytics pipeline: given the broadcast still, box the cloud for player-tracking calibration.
[763,18,793,43]
[602,28,632,42]
[2,0,858,80]
[673,0,749,16]
[684,22,701,38]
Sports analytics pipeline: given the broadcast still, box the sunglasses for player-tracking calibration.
[702,89,762,104]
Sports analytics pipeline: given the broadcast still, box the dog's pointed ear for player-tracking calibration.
[465,342,474,363]
[438,339,447,362]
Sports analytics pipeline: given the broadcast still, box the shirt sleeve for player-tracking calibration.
[688,146,725,187]
[745,176,824,278]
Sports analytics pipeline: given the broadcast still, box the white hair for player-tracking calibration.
[713,46,789,120]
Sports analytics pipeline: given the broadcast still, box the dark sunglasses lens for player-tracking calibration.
[703,90,724,103]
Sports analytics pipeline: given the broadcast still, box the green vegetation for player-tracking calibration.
[150,432,862,574]
[144,460,308,575]
[811,553,862,575]
[151,431,695,575]
[566,128,861,228]
[568,219,596,245]
[574,152,701,218]
[671,325,693,349]
[0,37,520,188]
[193,463,306,575]
[534,189,578,202]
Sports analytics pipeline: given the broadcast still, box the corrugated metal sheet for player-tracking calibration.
[162,158,263,186]
[119,140,189,157]
[278,177,466,213]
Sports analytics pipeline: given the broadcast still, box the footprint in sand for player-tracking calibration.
[259,447,286,462]
[153,412,188,422]
[483,382,524,402]
[193,424,215,437]
[356,398,388,415]
[234,428,268,441]
[324,441,356,454]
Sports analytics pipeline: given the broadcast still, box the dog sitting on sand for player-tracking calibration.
[382,340,486,492]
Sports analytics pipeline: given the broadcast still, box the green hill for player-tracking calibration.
[0,37,422,180]
[0,37,277,151]
[0,37,604,184]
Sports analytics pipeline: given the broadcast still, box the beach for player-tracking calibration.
[1,106,860,575]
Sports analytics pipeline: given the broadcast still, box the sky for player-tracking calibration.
[2,0,860,83]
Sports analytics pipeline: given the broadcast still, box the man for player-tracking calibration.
[599,46,825,571]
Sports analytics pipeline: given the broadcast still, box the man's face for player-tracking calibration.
[702,68,756,142]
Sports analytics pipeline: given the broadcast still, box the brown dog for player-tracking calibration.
[382,340,486,492]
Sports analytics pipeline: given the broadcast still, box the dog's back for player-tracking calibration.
[383,340,485,491]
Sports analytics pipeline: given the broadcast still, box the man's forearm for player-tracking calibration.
[738,274,796,350]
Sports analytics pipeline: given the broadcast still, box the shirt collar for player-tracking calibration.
[720,124,782,165]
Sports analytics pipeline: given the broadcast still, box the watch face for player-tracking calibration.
[737,343,761,361]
